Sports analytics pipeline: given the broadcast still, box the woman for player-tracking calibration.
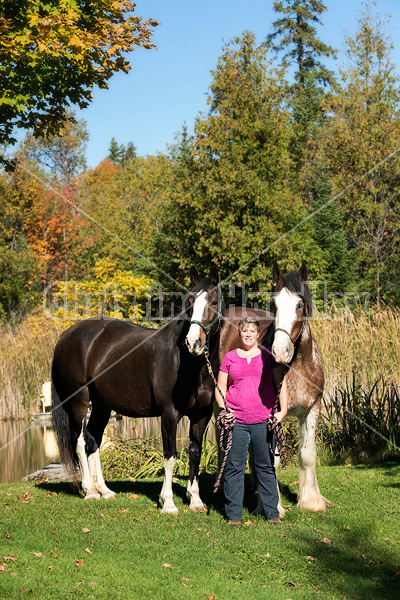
[215,316,288,525]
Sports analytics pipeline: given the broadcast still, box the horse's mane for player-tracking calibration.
[282,271,313,316]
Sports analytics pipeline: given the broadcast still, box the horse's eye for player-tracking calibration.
[297,302,304,311]
[211,300,218,306]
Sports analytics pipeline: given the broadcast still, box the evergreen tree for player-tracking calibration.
[108,137,124,164]
[155,33,326,291]
[310,167,359,294]
[267,0,336,86]
[321,5,400,305]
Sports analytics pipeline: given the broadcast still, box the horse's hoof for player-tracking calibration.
[190,505,207,513]
[84,493,101,500]
[102,491,116,500]
[160,506,179,515]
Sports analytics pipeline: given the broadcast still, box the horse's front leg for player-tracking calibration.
[186,414,211,512]
[297,404,329,511]
[159,411,180,514]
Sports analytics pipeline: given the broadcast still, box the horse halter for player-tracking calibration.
[275,320,306,345]
[189,296,223,351]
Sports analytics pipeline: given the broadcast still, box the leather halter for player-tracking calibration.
[275,320,305,345]
[189,297,223,350]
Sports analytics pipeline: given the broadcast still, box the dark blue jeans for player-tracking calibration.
[224,421,279,521]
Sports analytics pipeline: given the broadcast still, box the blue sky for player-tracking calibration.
[76,0,400,169]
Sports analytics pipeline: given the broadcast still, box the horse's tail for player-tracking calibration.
[51,362,79,477]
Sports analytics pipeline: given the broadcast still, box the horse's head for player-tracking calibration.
[185,265,222,356]
[271,262,312,364]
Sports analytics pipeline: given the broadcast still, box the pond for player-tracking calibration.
[0,415,216,483]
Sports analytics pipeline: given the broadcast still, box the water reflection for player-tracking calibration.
[0,416,216,483]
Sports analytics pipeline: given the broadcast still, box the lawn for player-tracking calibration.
[1,464,399,600]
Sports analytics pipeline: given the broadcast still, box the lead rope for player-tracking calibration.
[204,349,235,493]
[268,379,287,470]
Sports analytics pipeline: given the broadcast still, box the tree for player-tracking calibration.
[322,4,400,305]
[0,0,159,158]
[108,138,137,165]
[155,33,327,293]
[21,113,88,187]
[267,0,336,86]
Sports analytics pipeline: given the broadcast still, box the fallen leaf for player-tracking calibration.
[182,583,193,588]
[343,525,350,530]
[391,569,400,577]
[88,582,97,586]
[289,480,299,486]
[30,552,42,558]
[50,550,62,557]
[84,548,92,554]
[48,565,54,569]
[0,563,5,571]
[128,494,139,500]
[163,563,172,569]
[74,559,83,567]
[99,513,105,518]
[365,560,373,568]
[119,508,128,513]
[306,555,315,561]
[264,553,271,558]
[321,538,332,544]
[4,554,17,561]
[288,580,298,587]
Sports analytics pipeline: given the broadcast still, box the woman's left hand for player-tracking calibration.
[274,410,286,423]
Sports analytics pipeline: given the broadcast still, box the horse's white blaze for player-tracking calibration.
[88,450,116,499]
[159,456,179,514]
[272,288,299,363]
[76,425,100,500]
[186,477,205,511]
[186,291,208,354]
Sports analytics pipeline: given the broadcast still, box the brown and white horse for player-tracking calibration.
[185,262,328,514]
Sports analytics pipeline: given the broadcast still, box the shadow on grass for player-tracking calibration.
[284,513,400,600]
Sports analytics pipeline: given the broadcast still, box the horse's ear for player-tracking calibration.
[298,263,308,282]
[272,262,283,290]
[209,264,219,285]
[189,266,200,286]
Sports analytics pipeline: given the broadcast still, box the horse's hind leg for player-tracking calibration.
[297,405,328,511]
[86,398,116,500]
[186,415,210,512]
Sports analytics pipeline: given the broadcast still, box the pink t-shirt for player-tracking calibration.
[220,348,277,424]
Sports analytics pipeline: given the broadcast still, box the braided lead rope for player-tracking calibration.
[213,409,235,493]
[268,382,286,469]
[204,349,236,493]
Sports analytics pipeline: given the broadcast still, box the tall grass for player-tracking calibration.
[0,311,61,420]
[312,306,400,393]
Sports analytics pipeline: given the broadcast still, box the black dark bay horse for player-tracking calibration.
[187,263,328,515]
[52,266,222,512]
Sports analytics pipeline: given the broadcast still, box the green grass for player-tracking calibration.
[1,465,400,600]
